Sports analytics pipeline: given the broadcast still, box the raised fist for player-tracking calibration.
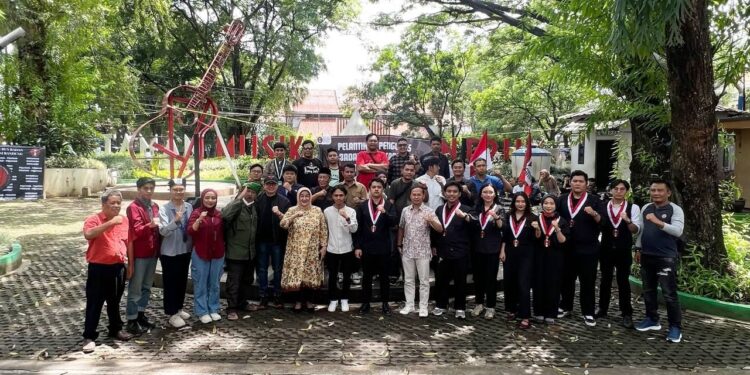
[531,221,540,229]
[110,215,123,225]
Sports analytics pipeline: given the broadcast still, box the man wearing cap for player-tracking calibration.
[264,142,293,182]
[312,167,335,211]
[81,190,133,353]
[255,177,291,308]
[222,182,261,320]
[125,177,160,335]
[280,165,304,206]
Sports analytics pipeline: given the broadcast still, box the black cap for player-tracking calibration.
[264,176,280,185]
[319,167,331,176]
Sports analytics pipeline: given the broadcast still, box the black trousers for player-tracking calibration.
[641,255,682,328]
[598,246,633,316]
[160,252,191,316]
[560,249,599,316]
[389,229,402,277]
[83,263,126,340]
[362,253,391,304]
[326,252,354,301]
[435,256,469,311]
[473,252,500,308]
[225,258,255,311]
[533,248,564,319]
[503,248,533,318]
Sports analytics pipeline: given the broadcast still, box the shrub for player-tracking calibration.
[93,153,137,178]
[46,155,107,169]
[719,176,742,211]
[0,233,14,255]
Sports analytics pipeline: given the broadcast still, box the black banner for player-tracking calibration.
[316,135,433,163]
[0,146,45,200]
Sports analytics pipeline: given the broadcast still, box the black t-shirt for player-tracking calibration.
[293,158,323,189]
[557,192,603,253]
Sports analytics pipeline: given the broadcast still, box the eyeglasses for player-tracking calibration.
[397,144,407,147]
[302,147,314,150]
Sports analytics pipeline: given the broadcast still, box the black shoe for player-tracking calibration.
[359,303,371,314]
[137,312,156,329]
[258,297,269,309]
[381,303,391,316]
[126,320,145,335]
[272,296,284,309]
[594,309,608,319]
[622,315,634,329]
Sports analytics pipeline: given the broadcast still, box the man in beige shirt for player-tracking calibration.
[339,163,367,209]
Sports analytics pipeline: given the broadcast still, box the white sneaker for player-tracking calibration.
[471,304,484,317]
[341,299,350,312]
[168,314,186,328]
[418,307,429,318]
[432,307,445,316]
[557,308,569,318]
[328,300,338,312]
[82,339,95,353]
[455,310,466,319]
[210,313,221,321]
[484,308,495,320]
[583,315,596,327]
[178,310,190,320]
[400,305,414,315]
[199,314,212,324]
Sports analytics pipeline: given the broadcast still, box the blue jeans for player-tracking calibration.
[126,257,158,320]
[191,252,224,317]
[256,242,284,297]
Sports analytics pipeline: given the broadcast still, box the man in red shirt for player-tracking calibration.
[81,190,133,353]
[356,133,389,188]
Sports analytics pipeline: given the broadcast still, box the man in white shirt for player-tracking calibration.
[415,157,446,210]
[323,186,359,312]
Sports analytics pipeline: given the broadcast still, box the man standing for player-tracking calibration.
[388,138,417,183]
[416,157,446,211]
[354,178,397,315]
[469,158,511,196]
[539,169,560,197]
[418,136,450,179]
[387,161,419,219]
[125,177,160,334]
[280,165,304,206]
[264,142,292,181]
[293,140,324,189]
[356,133,389,188]
[635,178,685,343]
[340,163,368,209]
[597,179,642,328]
[311,167,335,211]
[255,177,291,309]
[325,148,342,186]
[431,182,474,319]
[556,170,604,327]
[247,163,264,184]
[222,182,260,320]
[82,190,133,353]
[447,159,477,206]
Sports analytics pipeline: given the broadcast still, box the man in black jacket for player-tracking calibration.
[354,178,397,315]
[557,170,604,327]
[255,177,290,308]
[431,181,474,319]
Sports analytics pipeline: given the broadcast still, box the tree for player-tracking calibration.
[351,24,475,138]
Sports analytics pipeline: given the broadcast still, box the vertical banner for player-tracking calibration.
[0,145,46,200]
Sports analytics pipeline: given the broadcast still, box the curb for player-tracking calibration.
[0,242,22,276]
[629,276,750,322]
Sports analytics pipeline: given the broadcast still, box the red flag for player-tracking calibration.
[518,132,533,196]
[468,130,492,177]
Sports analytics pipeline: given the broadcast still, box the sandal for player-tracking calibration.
[518,319,531,330]
[506,312,517,321]
[305,302,315,313]
[293,303,303,313]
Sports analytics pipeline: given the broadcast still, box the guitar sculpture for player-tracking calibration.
[128,19,245,185]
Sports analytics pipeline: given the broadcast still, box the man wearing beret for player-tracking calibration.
[222,182,261,320]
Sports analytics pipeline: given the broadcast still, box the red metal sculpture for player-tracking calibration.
[128,20,245,183]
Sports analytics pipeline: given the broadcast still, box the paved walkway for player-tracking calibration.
[1,198,749,373]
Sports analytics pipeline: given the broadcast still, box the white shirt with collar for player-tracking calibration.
[416,173,446,210]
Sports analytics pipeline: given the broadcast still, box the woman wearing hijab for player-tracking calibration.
[470,183,504,320]
[533,195,569,324]
[500,192,540,329]
[280,187,329,312]
[187,189,225,324]
[158,179,193,328]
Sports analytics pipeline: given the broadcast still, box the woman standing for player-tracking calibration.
[397,185,443,318]
[158,179,193,328]
[500,192,540,329]
[324,186,358,312]
[280,188,328,312]
[471,184,504,320]
[187,189,225,324]
[533,195,569,324]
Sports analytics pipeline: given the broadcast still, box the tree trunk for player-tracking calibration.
[665,0,726,271]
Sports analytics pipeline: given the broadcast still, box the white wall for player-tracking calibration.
[569,126,632,181]
[44,168,109,198]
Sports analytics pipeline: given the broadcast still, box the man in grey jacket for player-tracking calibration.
[634,178,685,343]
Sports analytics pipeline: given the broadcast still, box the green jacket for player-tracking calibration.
[221,198,258,260]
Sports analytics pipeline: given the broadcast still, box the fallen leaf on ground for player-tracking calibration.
[301,324,313,331]
[273,318,283,322]
[327,321,335,326]
[422,352,437,357]
[243,315,251,319]
[298,344,304,354]
[134,340,147,345]
[334,339,343,344]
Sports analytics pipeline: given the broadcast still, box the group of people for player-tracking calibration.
[80,134,686,353]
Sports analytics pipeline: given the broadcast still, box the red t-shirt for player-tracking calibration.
[356,150,389,188]
[83,213,129,264]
